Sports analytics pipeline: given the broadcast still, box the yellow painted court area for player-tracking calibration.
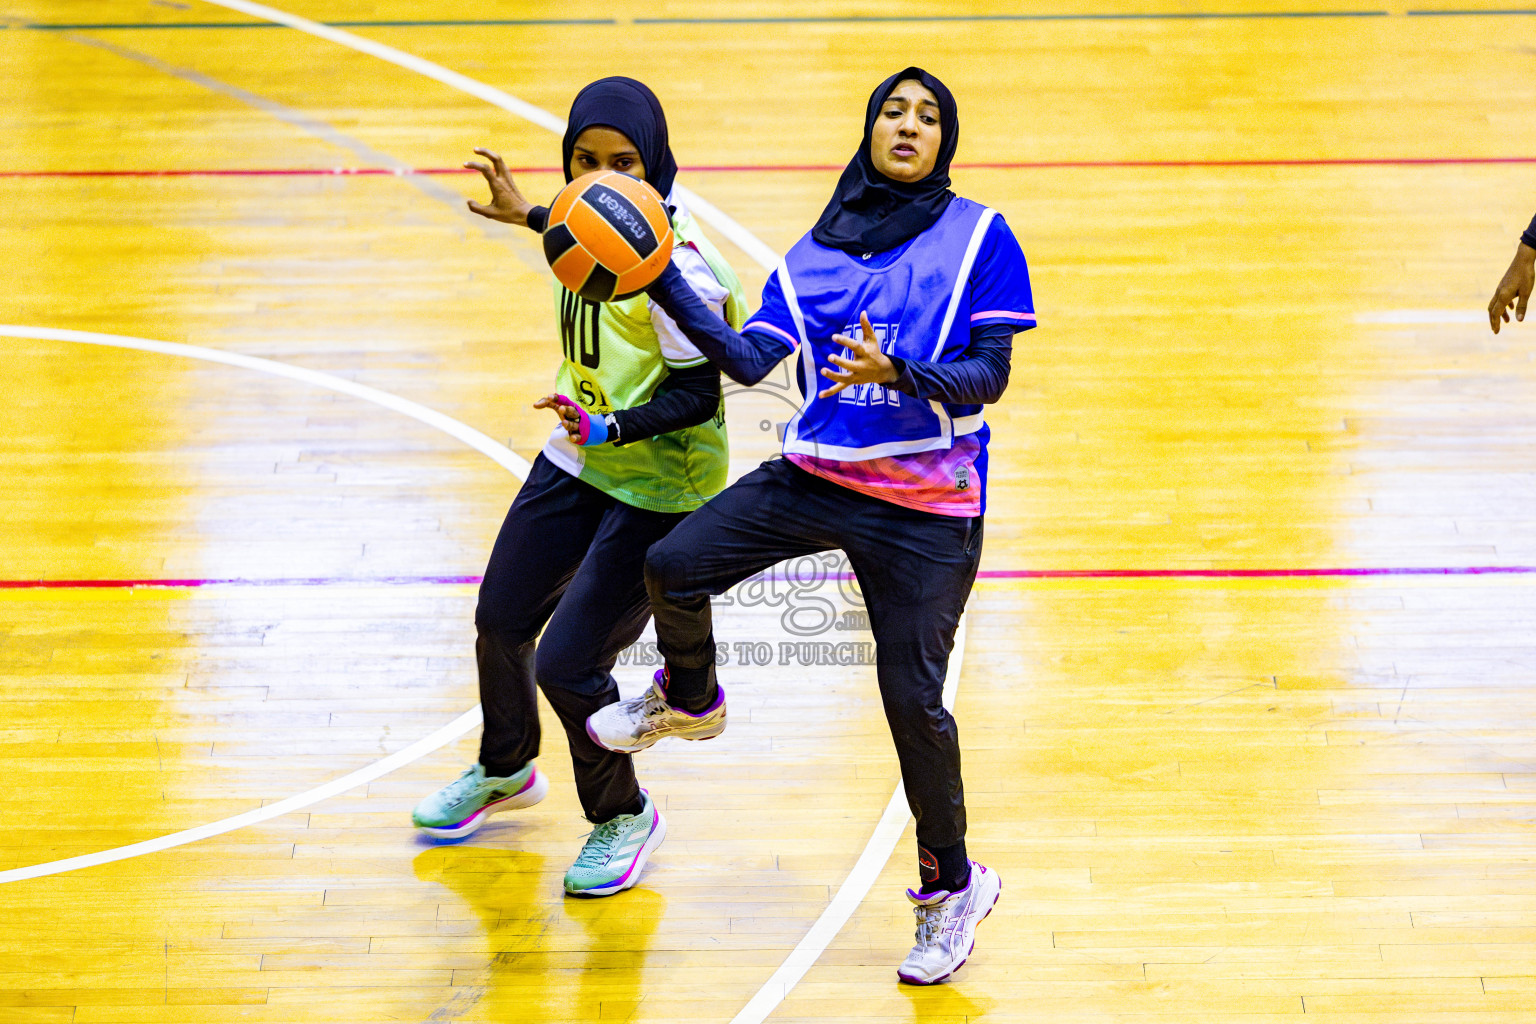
[5,1,1536,1021]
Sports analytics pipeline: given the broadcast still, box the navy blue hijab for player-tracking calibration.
[561,76,679,199]
[811,67,959,255]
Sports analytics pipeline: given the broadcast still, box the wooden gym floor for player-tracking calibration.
[4,2,1536,1021]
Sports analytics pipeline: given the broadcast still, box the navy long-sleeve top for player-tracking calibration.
[644,261,1015,404]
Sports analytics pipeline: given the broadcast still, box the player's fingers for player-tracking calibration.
[1518,287,1531,322]
[467,200,494,218]
[859,310,875,342]
[817,382,849,399]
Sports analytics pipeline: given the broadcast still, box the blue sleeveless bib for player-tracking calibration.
[778,197,996,461]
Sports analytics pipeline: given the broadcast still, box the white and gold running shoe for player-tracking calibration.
[585,670,727,753]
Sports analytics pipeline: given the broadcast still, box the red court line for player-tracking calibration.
[6,566,1536,589]
[6,156,1536,178]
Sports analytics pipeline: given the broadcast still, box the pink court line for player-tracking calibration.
[0,575,482,588]
[980,566,1536,579]
[6,566,1536,589]
[7,156,1536,178]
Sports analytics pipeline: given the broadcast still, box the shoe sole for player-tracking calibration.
[896,872,1001,986]
[565,810,668,898]
[586,717,726,754]
[413,768,549,840]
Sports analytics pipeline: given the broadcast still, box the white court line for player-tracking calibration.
[25,13,963,1019]
[0,710,481,885]
[0,325,508,884]
[202,0,783,273]
[0,326,530,478]
[728,616,966,1024]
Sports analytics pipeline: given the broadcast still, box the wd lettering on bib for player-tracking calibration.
[836,322,900,408]
[776,199,999,462]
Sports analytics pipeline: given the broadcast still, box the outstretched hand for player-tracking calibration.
[466,147,534,227]
[819,311,897,398]
[534,393,584,443]
[1490,242,1536,334]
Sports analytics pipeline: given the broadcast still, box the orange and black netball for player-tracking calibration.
[543,170,675,302]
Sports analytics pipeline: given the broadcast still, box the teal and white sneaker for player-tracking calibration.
[411,763,547,839]
[563,791,667,897]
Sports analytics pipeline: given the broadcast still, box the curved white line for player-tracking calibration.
[729,616,965,1024]
[0,325,511,885]
[0,326,529,477]
[202,0,783,272]
[0,710,482,885]
[21,17,970,1021]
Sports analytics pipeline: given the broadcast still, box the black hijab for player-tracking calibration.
[561,76,679,199]
[811,67,959,256]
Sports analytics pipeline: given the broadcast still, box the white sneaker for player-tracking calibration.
[585,670,727,753]
[897,861,1001,985]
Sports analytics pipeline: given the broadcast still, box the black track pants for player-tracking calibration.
[475,453,688,824]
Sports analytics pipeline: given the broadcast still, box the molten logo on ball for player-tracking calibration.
[593,190,649,243]
[543,171,675,303]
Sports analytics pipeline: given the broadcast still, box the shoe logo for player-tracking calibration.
[918,846,939,884]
